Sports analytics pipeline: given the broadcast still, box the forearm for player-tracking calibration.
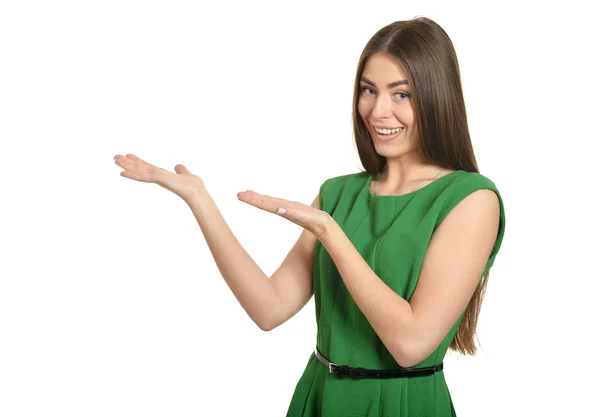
[319,222,416,367]
[185,188,278,330]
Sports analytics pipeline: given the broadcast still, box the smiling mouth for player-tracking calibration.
[372,126,404,142]
[374,127,403,135]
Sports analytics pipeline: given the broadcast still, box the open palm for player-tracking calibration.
[113,153,205,202]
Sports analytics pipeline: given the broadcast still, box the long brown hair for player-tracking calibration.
[352,16,488,356]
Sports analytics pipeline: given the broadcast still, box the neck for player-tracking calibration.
[378,162,445,186]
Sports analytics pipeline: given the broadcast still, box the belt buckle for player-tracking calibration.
[328,363,333,374]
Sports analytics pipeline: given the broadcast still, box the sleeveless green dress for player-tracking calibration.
[285,170,506,417]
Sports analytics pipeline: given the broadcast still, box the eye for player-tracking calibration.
[395,92,410,100]
[361,86,376,96]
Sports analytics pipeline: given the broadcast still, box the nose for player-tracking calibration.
[372,94,392,118]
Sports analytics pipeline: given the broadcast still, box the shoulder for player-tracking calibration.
[317,172,368,213]
[437,170,504,210]
[434,170,506,259]
[319,171,368,194]
[445,170,501,193]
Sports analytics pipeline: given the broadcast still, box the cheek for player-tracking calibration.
[407,106,417,124]
[357,98,371,120]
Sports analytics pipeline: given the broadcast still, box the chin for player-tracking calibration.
[375,143,410,155]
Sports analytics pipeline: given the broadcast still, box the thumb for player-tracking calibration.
[174,164,190,174]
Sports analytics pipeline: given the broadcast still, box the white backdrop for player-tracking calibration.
[1,0,598,416]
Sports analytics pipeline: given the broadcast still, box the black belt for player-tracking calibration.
[315,347,443,379]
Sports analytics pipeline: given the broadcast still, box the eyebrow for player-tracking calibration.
[360,76,409,89]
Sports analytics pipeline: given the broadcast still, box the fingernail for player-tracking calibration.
[277,208,286,214]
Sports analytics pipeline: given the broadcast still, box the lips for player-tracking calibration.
[372,126,404,142]
[374,127,403,134]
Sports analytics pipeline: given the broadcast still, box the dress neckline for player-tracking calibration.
[366,170,463,199]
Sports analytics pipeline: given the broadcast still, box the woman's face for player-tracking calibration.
[358,52,418,157]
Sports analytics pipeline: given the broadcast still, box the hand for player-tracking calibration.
[237,190,333,239]
[113,153,205,203]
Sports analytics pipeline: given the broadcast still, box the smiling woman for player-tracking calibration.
[114,15,505,417]
[358,58,414,147]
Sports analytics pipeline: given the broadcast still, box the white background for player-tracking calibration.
[1,0,598,416]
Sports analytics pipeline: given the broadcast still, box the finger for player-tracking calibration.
[119,169,144,181]
[238,191,279,213]
[174,164,190,174]
[273,206,310,229]
[125,154,148,164]
[256,192,311,209]
[114,153,136,164]
[263,195,308,212]
[114,154,127,164]
[247,191,273,211]
[120,170,134,179]
[114,155,130,168]
[115,156,156,183]
[239,191,299,209]
[114,156,137,171]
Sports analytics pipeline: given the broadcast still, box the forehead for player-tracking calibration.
[361,52,408,83]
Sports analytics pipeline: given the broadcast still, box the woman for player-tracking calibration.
[114,16,505,417]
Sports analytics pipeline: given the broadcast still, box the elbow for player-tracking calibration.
[255,315,281,332]
[249,300,282,331]
[395,356,420,369]
[392,352,417,369]
[257,321,275,332]
[391,337,427,369]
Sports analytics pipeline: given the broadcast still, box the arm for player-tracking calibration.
[318,189,500,367]
[186,188,320,331]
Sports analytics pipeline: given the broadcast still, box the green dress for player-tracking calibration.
[285,170,506,417]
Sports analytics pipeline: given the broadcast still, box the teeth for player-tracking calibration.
[375,127,403,135]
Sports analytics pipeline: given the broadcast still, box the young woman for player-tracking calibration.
[114,16,505,417]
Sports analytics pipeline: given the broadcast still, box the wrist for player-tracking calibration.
[318,215,340,243]
[184,186,211,208]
